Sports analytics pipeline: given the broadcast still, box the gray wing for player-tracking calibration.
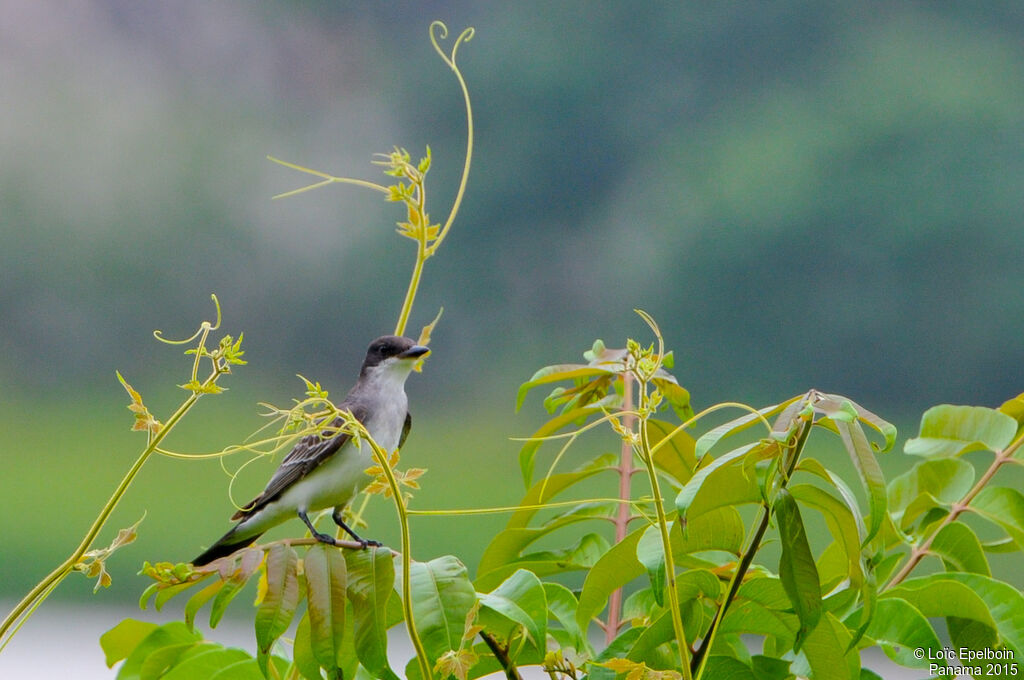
[399,411,412,449]
[232,403,369,520]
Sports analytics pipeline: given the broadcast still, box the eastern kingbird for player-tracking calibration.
[192,335,429,566]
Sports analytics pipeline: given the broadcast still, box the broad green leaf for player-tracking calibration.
[113,622,202,680]
[887,458,974,529]
[637,523,670,606]
[409,556,477,663]
[577,526,645,630]
[345,546,400,680]
[904,405,1017,458]
[884,573,995,639]
[161,645,250,680]
[941,573,1024,659]
[544,582,588,652]
[856,597,943,668]
[478,569,547,649]
[100,619,158,667]
[930,521,991,575]
[674,505,747,559]
[517,404,606,486]
[834,419,887,544]
[797,612,859,680]
[255,544,300,675]
[304,543,348,674]
[970,486,1024,550]
[647,418,697,486]
[138,642,199,680]
[775,488,821,651]
[292,614,324,680]
[675,442,770,522]
[693,398,799,459]
[184,579,224,631]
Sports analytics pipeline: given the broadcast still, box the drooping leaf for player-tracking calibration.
[409,556,477,664]
[304,543,348,675]
[833,419,887,544]
[255,543,300,675]
[789,484,863,589]
[775,488,822,651]
[209,573,250,629]
[969,486,1024,550]
[904,405,1017,458]
[345,546,400,680]
[816,394,898,453]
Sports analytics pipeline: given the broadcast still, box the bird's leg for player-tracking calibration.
[297,509,340,546]
[332,507,382,549]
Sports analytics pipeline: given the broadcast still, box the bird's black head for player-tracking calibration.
[360,335,430,375]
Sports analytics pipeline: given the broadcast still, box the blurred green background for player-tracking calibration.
[2,1,1023,611]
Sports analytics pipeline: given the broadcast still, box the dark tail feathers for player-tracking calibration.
[192,526,264,566]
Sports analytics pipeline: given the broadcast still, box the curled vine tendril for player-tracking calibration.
[152,294,223,344]
[429,21,475,67]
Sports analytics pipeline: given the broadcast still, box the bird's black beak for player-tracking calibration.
[399,345,431,360]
